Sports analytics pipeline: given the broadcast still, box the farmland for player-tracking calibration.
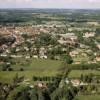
[68,70,100,78]
[0,59,62,83]
[74,95,100,100]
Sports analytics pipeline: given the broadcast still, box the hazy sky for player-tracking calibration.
[0,0,100,9]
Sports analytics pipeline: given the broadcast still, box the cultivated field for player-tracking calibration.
[68,70,100,78]
[74,95,100,100]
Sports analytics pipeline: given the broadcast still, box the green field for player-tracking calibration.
[74,95,100,100]
[68,70,100,78]
[0,71,59,83]
[73,55,89,63]
[0,59,62,83]
[11,58,62,71]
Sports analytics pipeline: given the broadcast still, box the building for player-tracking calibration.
[83,32,96,38]
[71,79,80,87]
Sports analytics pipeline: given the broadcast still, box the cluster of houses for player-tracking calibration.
[0,24,100,64]
[65,78,88,87]
[83,32,96,38]
[22,79,48,89]
[0,25,67,36]
[60,78,88,88]
[69,48,100,64]
[57,33,78,45]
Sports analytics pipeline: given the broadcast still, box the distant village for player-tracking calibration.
[0,25,100,65]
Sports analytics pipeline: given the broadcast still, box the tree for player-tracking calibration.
[2,64,10,71]
[20,68,24,71]
[13,73,19,85]
[34,33,58,47]
[96,28,100,34]
[63,55,73,64]
[11,47,16,54]
[22,34,28,40]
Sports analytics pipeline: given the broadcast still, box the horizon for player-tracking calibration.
[0,0,100,9]
[0,8,100,10]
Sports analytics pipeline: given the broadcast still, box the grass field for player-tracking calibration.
[0,71,59,83]
[68,70,100,78]
[0,58,62,83]
[11,58,62,71]
[73,55,89,63]
[74,95,100,100]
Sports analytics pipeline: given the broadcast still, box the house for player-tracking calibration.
[65,78,70,84]
[87,22,99,26]
[39,47,47,59]
[6,49,10,53]
[40,55,47,59]
[71,79,80,87]
[33,55,38,59]
[69,51,79,57]
[10,55,23,58]
[83,32,96,38]
[25,56,30,59]
[80,44,89,49]
[95,56,100,62]
[62,48,67,52]
[29,85,34,88]
[0,53,7,57]
[37,83,43,88]
[24,47,29,51]
[73,61,81,64]
[97,44,100,49]
[36,82,47,89]
[82,53,87,57]
[2,44,8,50]
[80,82,88,86]
[16,48,20,52]
[58,33,77,40]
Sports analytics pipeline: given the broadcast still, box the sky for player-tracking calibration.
[0,0,100,9]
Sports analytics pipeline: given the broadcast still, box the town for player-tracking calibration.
[0,9,100,100]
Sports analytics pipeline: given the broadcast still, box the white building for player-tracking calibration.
[83,32,96,38]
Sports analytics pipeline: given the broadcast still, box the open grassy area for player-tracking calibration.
[74,95,100,100]
[0,59,62,83]
[0,71,59,83]
[73,55,89,63]
[11,58,62,71]
[68,70,100,78]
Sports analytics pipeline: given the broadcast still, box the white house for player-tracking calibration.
[71,79,80,87]
[83,32,96,38]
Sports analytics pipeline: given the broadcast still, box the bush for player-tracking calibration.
[20,68,24,71]
[8,67,13,71]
